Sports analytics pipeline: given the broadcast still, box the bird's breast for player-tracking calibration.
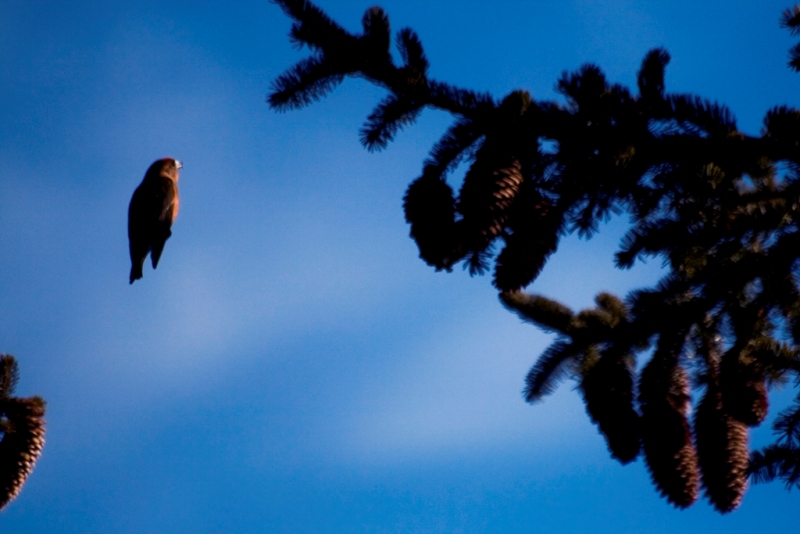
[171,183,180,222]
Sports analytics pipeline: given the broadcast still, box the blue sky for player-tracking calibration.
[0,1,797,532]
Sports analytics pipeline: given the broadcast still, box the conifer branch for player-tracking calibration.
[781,6,800,71]
[782,5,800,34]
[360,94,424,151]
[638,48,670,102]
[272,2,800,510]
[499,292,574,334]
[749,394,800,488]
[523,340,580,402]
[0,356,19,400]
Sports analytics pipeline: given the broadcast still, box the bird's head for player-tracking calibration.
[147,158,183,182]
[170,159,183,181]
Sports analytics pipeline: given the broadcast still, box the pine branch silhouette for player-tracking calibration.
[0,355,46,510]
[749,390,800,489]
[271,0,800,511]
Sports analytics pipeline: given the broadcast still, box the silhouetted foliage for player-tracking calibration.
[270,0,800,511]
[0,355,46,511]
[749,388,800,489]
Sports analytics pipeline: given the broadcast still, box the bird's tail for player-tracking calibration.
[150,229,172,269]
[130,259,144,284]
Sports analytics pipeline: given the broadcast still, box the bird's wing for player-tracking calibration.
[128,186,152,252]
[128,184,155,283]
[158,178,178,223]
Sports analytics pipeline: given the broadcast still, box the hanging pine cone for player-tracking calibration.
[403,171,464,270]
[694,381,749,513]
[639,353,699,508]
[580,353,640,464]
[719,353,768,427]
[0,396,46,510]
[457,152,524,269]
[493,189,562,292]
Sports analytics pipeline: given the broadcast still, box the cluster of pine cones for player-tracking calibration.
[502,291,769,513]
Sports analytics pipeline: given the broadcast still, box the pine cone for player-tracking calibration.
[0,397,46,510]
[639,356,699,508]
[457,149,523,261]
[493,191,561,291]
[580,354,640,464]
[694,382,749,513]
[403,172,463,270]
[720,355,768,427]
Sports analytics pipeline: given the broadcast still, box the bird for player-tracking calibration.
[128,158,182,284]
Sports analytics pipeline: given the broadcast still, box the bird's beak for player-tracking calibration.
[175,160,183,170]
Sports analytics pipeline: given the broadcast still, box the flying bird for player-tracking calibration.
[128,158,182,284]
